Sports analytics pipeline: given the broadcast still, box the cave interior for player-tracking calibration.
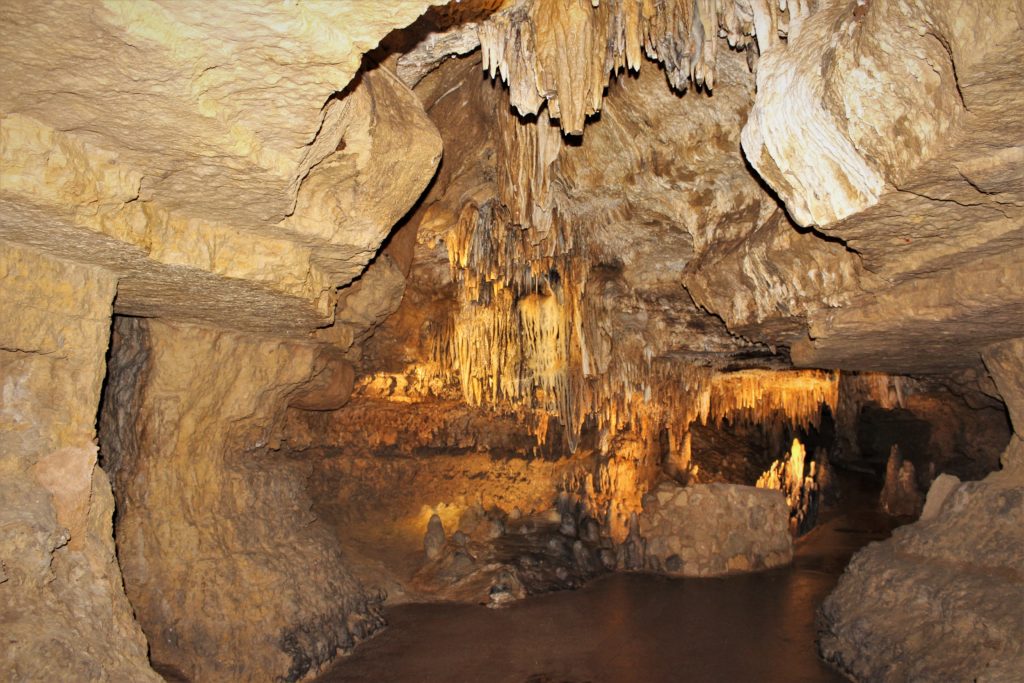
[1,1,1023,682]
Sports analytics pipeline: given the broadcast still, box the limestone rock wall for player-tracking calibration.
[2,7,449,673]
[819,448,1024,681]
[285,395,594,537]
[305,447,587,540]
[1,0,442,336]
[0,245,158,681]
[2,1,1021,678]
[740,0,1024,372]
[819,341,1024,681]
[99,318,385,682]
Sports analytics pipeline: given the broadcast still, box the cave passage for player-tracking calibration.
[2,2,1022,682]
[316,473,897,683]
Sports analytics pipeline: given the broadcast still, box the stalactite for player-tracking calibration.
[408,24,842,465]
[476,0,812,133]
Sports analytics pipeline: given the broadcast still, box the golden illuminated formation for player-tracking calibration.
[757,437,830,534]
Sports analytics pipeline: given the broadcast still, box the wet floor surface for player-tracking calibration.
[318,476,898,683]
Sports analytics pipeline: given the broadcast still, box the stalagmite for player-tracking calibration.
[879,445,923,517]
[757,438,829,535]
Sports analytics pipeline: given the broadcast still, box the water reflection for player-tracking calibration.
[319,476,897,683]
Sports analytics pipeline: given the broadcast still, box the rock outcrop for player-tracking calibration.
[820,340,1024,681]
[0,0,442,336]
[819,451,1024,681]
[99,318,385,682]
[411,504,608,605]
[741,0,1024,373]
[638,481,792,577]
[1,6,444,675]
[0,245,158,682]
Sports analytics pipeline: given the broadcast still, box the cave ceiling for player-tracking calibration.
[1,0,1022,381]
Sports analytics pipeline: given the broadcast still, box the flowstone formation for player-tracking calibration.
[756,438,832,535]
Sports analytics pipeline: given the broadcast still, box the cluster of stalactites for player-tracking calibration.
[445,106,572,301]
[435,102,597,449]
[700,368,840,431]
[431,17,839,452]
[839,371,910,411]
[477,0,812,134]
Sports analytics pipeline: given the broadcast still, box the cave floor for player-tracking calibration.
[316,474,899,683]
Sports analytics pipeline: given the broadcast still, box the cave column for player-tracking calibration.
[0,242,158,679]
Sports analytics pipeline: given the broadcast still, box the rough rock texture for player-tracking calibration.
[283,394,600,603]
[638,481,792,577]
[424,514,447,560]
[984,339,1024,453]
[0,245,158,682]
[410,507,608,605]
[99,318,385,682]
[475,0,781,134]
[1,0,442,335]
[304,445,587,533]
[819,455,1024,682]
[445,0,1022,380]
[2,0,1022,678]
[740,0,1024,372]
[820,342,1024,681]
[920,473,960,522]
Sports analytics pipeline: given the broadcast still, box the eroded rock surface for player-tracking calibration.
[411,505,608,605]
[0,0,442,335]
[2,0,1022,679]
[820,343,1024,681]
[100,318,385,682]
[0,245,157,682]
[819,454,1024,682]
[742,0,1024,372]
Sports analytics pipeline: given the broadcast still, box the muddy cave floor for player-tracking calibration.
[311,473,901,683]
